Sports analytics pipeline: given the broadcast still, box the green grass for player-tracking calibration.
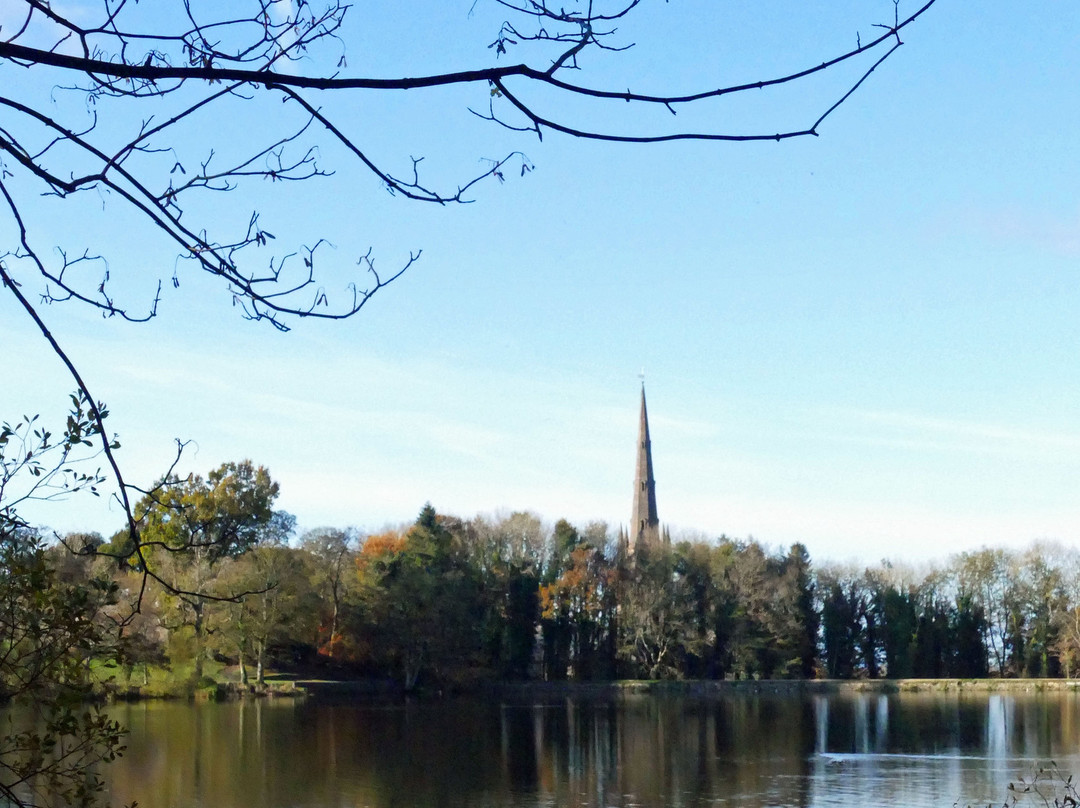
[87,656,306,701]
[89,657,232,699]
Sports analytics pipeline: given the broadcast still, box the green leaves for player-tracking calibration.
[137,460,280,562]
[0,530,126,808]
[1,392,115,525]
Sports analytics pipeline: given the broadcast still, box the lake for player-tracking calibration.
[103,687,1080,808]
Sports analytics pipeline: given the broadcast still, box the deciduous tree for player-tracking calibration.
[300,526,360,659]
[618,542,702,679]
[539,523,615,680]
[212,541,317,685]
[135,460,280,680]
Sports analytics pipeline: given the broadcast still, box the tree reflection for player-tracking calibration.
[103,691,1080,808]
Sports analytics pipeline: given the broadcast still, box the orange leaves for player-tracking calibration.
[540,545,613,622]
[355,530,406,575]
[360,530,405,556]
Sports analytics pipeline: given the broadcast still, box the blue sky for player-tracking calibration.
[3,0,1079,562]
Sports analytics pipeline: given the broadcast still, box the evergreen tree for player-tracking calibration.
[950,593,989,678]
[821,581,858,679]
[880,586,914,678]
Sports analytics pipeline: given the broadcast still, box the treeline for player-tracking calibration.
[33,460,1080,689]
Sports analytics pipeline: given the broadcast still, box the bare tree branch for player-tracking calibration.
[0,0,941,637]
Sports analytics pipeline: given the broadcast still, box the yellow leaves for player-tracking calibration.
[538,582,561,620]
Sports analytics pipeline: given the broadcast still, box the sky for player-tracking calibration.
[2,0,1079,564]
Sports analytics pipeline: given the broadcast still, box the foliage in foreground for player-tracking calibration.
[961,763,1080,808]
[0,399,128,808]
[0,529,125,808]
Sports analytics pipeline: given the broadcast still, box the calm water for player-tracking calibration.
[103,690,1080,808]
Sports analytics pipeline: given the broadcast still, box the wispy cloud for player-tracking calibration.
[831,407,1080,455]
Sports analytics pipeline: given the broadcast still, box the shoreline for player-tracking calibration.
[98,676,1080,703]
[483,678,1080,699]
[100,679,308,702]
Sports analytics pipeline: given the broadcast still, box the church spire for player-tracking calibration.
[631,383,660,553]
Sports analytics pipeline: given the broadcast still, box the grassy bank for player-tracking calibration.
[91,659,306,701]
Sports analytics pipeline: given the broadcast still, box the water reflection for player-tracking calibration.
[987,694,1011,758]
[103,690,1080,808]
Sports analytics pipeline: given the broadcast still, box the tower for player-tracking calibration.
[630,383,660,553]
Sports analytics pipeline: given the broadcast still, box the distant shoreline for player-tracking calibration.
[101,676,1080,703]
[482,678,1080,699]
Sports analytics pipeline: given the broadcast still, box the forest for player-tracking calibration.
[15,457,1080,693]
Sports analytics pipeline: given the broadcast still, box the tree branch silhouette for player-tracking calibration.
[0,0,940,590]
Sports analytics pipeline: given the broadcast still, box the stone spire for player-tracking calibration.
[631,383,660,553]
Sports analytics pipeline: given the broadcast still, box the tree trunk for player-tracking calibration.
[329,598,340,659]
[193,600,205,681]
[192,551,208,681]
[403,647,423,691]
[256,639,265,686]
